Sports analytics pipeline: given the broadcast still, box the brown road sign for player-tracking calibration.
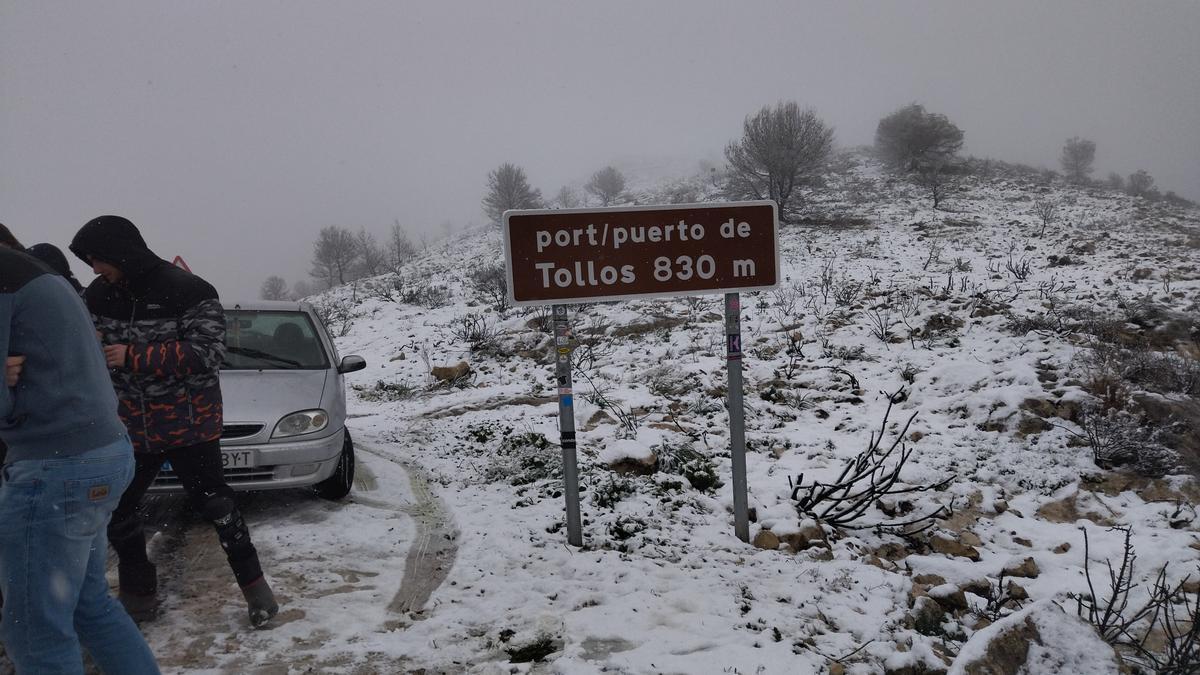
[503,201,778,305]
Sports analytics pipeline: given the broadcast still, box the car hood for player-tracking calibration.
[219,370,330,424]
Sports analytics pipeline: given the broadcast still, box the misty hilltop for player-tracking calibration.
[123,150,1200,673]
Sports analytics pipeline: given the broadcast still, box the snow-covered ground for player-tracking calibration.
[92,155,1200,673]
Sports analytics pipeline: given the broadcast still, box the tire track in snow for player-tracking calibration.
[356,439,459,617]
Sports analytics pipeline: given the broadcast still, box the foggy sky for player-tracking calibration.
[3,1,1198,299]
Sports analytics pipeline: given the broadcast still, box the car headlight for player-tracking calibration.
[272,409,330,439]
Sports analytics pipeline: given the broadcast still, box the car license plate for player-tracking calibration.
[222,450,253,469]
[161,451,254,473]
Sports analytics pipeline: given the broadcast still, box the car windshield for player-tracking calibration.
[222,310,330,370]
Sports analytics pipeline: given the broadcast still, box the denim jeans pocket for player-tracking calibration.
[63,468,128,538]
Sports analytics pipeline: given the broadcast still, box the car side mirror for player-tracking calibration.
[338,355,366,374]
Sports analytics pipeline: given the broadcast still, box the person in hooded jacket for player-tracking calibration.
[26,242,85,294]
[70,215,278,628]
[1,246,161,673]
[0,236,82,472]
[0,225,20,627]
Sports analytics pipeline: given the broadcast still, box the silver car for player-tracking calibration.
[150,300,366,499]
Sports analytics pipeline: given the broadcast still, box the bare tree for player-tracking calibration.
[259,275,289,300]
[1033,198,1058,237]
[310,225,358,288]
[914,162,952,209]
[1127,170,1155,198]
[290,279,315,300]
[386,220,416,273]
[874,103,964,171]
[482,163,542,224]
[553,185,582,209]
[1061,136,1097,184]
[724,101,834,219]
[584,166,627,206]
[354,227,387,279]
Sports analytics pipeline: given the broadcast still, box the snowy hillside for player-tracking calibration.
[141,154,1200,673]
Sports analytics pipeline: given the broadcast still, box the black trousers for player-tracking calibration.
[107,438,264,594]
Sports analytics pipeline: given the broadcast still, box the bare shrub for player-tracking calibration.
[524,305,553,334]
[832,274,864,307]
[774,330,807,380]
[1119,349,1200,396]
[353,379,418,402]
[787,389,953,534]
[644,365,700,398]
[660,181,700,205]
[311,296,360,337]
[1033,199,1057,237]
[1005,309,1064,336]
[899,362,924,383]
[1087,342,1200,397]
[574,368,643,439]
[864,307,898,344]
[1071,526,1200,673]
[450,312,500,354]
[682,295,714,325]
[362,274,403,303]
[921,239,943,271]
[396,273,452,308]
[914,162,953,209]
[1068,405,1176,476]
[771,281,805,328]
[1006,250,1032,280]
[470,263,511,313]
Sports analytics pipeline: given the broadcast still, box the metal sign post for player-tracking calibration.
[725,292,749,542]
[553,304,583,546]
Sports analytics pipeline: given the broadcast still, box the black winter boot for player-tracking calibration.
[116,559,158,622]
[117,588,159,623]
[241,577,279,628]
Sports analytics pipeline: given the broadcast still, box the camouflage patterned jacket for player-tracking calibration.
[70,216,225,453]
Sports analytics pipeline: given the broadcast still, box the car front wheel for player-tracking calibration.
[314,429,355,500]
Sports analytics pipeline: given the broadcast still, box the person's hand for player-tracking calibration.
[5,355,25,387]
[104,344,130,369]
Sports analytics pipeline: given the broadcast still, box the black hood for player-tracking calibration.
[69,215,165,282]
[26,243,84,293]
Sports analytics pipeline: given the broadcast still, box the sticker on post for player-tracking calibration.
[727,334,742,357]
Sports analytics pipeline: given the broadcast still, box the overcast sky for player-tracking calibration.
[3,1,1197,299]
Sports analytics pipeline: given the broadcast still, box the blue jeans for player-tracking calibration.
[0,437,160,674]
